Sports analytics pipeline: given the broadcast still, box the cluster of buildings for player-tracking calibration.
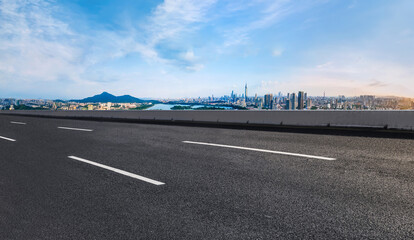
[0,98,53,110]
[162,84,414,110]
[54,102,150,111]
[0,99,151,111]
[1,85,413,111]
[260,91,311,110]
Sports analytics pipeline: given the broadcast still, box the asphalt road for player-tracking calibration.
[1,115,413,239]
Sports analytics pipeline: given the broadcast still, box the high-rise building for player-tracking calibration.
[264,94,273,109]
[286,99,291,110]
[298,91,305,110]
[360,95,375,109]
[306,99,312,109]
[245,83,248,102]
[290,93,297,110]
[272,97,277,110]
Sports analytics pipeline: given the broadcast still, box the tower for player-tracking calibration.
[298,91,305,110]
[245,83,248,102]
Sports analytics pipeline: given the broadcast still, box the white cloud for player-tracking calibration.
[0,0,218,99]
[222,0,317,48]
[258,49,414,97]
[0,0,85,84]
[185,63,204,72]
[181,50,196,61]
[1,0,412,99]
[316,62,333,69]
[147,0,216,44]
[104,0,217,71]
[272,49,284,56]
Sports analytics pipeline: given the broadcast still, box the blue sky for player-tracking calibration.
[0,0,413,99]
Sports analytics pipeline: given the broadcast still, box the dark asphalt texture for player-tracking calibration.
[0,115,413,239]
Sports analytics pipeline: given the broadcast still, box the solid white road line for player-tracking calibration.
[58,126,93,132]
[183,141,337,161]
[0,136,16,142]
[68,156,165,185]
[10,121,26,125]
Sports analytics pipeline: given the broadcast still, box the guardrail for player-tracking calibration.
[1,110,413,131]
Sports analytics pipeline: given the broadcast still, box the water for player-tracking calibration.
[145,104,233,110]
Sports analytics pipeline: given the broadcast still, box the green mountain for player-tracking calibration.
[72,92,159,103]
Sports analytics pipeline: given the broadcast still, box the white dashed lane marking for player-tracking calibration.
[183,141,337,161]
[68,156,165,185]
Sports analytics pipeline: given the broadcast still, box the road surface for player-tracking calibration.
[1,115,413,239]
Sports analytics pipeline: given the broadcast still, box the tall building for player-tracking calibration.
[290,93,297,110]
[307,99,312,109]
[264,94,273,109]
[272,97,277,110]
[245,83,248,102]
[298,91,305,110]
[360,95,375,109]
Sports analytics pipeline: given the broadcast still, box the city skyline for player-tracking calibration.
[1,0,414,99]
[2,85,413,111]
[2,86,413,102]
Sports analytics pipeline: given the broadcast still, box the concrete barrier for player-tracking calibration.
[1,110,413,131]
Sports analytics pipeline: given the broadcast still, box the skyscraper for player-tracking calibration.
[245,83,248,102]
[290,93,297,110]
[264,94,273,109]
[298,91,305,110]
[307,99,312,109]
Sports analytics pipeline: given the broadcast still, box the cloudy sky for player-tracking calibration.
[0,0,413,99]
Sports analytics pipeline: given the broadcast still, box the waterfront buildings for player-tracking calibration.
[1,85,413,111]
[264,94,273,109]
[298,91,305,110]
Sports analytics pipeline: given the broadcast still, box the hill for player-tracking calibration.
[72,92,159,103]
